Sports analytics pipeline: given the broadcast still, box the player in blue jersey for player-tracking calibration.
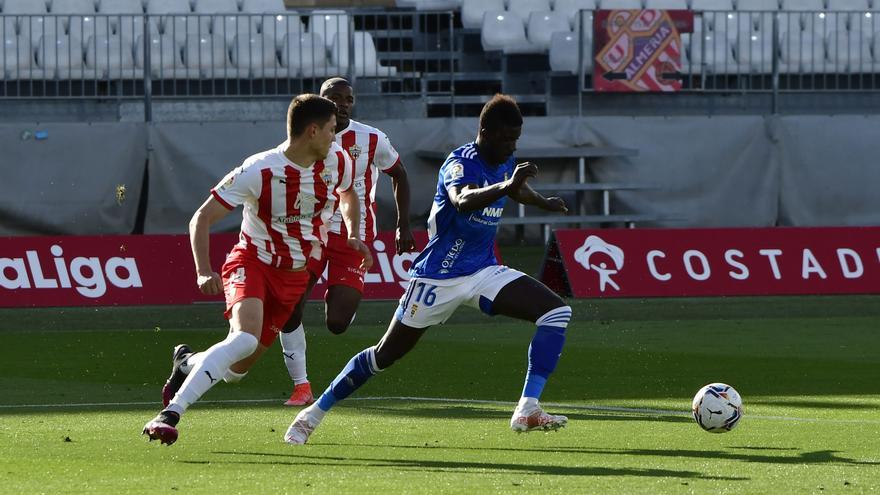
[283,94,573,444]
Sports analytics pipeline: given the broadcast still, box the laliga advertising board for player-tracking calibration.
[543,228,880,298]
[0,231,427,307]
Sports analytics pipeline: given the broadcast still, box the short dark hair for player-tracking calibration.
[319,77,351,96]
[287,94,337,138]
[479,94,523,132]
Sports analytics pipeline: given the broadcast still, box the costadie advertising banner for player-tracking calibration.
[545,228,880,298]
[0,231,427,307]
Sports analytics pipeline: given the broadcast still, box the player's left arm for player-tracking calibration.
[508,181,568,214]
[384,162,415,253]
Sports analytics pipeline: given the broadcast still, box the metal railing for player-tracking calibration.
[0,11,456,111]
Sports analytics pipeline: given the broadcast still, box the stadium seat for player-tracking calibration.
[147,0,208,43]
[527,11,571,50]
[134,33,186,78]
[193,0,240,14]
[241,0,287,13]
[481,11,541,53]
[690,0,732,10]
[35,34,85,79]
[51,0,97,14]
[461,0,503,29]
[873,33,880,72]
[96,0,145,14]
[644,0,687,9]
[213,15,261,47]
[280,32,337,77]
[736,0,778,32]
[329,31,396,77]
[703,12,745,42]
[182,33,235,78]
[553,0,596,30]
[230,34,283,77]
[686,32,735,73]
[67,15,112,48]
[399,0,463,10]
[115,15,161,45]
[779,30,826,73]
[308,11,349,50]
[2,0,49,14]
[261,14,305,51]
[508,0,551,17]
[2,35,35,80]
[598,0,642,9]
[18,16,62,49]
[84,34,139,78]
[735,31,774,73]
[827,29,872,72]
[548,30,592,73]
[850,12,878,36]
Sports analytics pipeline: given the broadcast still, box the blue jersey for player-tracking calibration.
[410,142,516,279]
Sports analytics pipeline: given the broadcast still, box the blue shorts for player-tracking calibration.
[394,265,526,329]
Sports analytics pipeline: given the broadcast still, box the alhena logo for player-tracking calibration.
[573,235,625,292]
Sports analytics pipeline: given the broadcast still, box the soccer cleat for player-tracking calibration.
[283,382,315,406]
[510,403,568,433]
[284,408,320,445]
[161,344,193,407]
[142,410,180,446]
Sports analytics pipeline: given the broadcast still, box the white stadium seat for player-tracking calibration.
[51,0,97,14]
[690,0,733,10]
[213,15,260,46]
[3,0,49,14]
[84,34,139,78]
[329,30,396,77]
[241,0,287,13]
[735,31,774,73]
[508,0,551,17]
[553,0,596,30]
[36,34,85,78]
[548,30,592,73]
[703,12,747,42]
[481,11,541,53]
[527,11,571,50]
[461,0,503,29]
[67,15,112,48]
[873,34,880,72]
[308,11,349,50]
[405,0,463,10]
[644,0,687,9]
[182,33,236,78]
[97,0,145,14]
[735,0,778,12]
[146,0,192,13]
[779,30,826,73]
[686,32,735,73]
[231,34,283,77]
[193,0,240,14]
[18,16,62,48]
[280,32,337,77]
[599,0,642,9]
[2,35,35,80]
[261,14,305,51]
[827,29,872,72]
[114,15,161,44]
[135,33,186,77]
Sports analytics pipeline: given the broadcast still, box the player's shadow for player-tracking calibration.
[349,404,692,424]
[305,444,877,467]
[204,451,748,481]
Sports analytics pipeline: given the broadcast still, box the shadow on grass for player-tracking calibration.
[284,444,878,468]
[201,451,747,480]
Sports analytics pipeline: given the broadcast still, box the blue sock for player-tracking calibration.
[521,306,572,400]
[316,347,380,412]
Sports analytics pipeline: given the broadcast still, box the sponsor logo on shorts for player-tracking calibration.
[409,303,419,317]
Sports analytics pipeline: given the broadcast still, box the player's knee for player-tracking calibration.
[535,304,573,328]
[326,316,351,335]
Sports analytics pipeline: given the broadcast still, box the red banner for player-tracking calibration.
[543,228,880,298]
[0,231,428,307]
[593,9,693,92]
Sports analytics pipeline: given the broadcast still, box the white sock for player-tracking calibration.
[517,396,539,411]
[223,368,248,383]
[166,331,258,416]
[280,324,308,385]
[303,402,326,423]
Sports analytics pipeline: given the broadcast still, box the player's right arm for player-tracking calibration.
[447,161,537,213]
[189,196,232,295]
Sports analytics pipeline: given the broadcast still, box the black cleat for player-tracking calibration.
[161,344,193,407]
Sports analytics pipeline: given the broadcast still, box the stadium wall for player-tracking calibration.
[1,115,878,236]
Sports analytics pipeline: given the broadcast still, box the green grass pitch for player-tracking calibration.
[1,296,878,494]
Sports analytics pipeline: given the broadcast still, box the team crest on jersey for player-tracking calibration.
[348,144,362,160]
[321,169,334,186]
[294,192,318,210]
[450,163,464,180]
[220,175,235,191]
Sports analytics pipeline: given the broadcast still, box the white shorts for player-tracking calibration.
[394,265,526,329]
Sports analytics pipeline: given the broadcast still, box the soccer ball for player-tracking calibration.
[692,383,743,433]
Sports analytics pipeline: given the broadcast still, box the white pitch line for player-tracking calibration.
[1,396,878,425]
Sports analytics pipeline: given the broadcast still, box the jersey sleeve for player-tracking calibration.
[374,131,401,172]
[210,161,261,210]
[334,143,355,193]
[443,156,481,189]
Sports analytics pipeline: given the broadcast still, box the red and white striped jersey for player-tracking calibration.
[328,119,401,243]
[211,141,353,270]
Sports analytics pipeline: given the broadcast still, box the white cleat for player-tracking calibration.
[510,403,568,433]
[284,408,320,445]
